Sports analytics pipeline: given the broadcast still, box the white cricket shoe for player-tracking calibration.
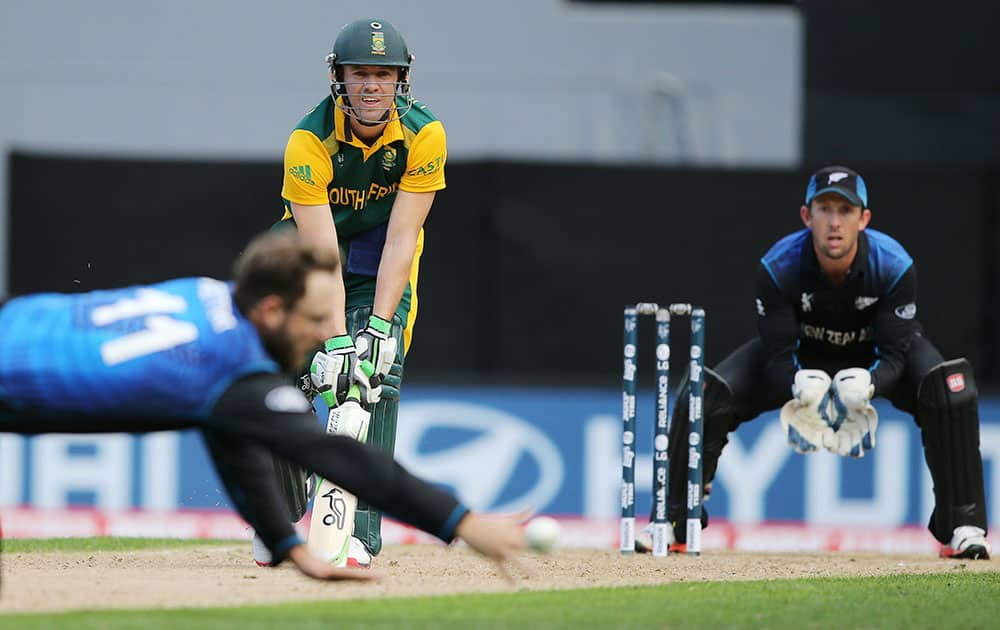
[252,533,273,567]
[939,525,991,560]
[346,536,372,569]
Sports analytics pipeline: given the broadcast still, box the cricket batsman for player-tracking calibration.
[256,17,447,568]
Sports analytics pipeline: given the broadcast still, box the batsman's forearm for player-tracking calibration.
[372,237,417,321]
[291,201,349,334]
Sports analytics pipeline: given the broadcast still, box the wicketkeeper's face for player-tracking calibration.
[801,193,871,262]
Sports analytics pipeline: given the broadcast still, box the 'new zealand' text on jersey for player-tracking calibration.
[0,278,278,419]
[756,228,919,394]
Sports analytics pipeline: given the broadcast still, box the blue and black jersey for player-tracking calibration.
[756,228,919,395]
[0,277,468,564]
[0,277,277,420]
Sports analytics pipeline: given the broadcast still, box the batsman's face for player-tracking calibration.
[801,193,871,262]
[340,65,399,125]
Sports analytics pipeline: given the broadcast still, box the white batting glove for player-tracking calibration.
[325,384,371,443]
[779,369,836,454]
[309,335,357,408]
[352,314,398,406]
[828,368,878,458]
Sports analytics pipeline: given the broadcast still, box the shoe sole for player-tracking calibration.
[939,544,991,560]
[255,560,273,567]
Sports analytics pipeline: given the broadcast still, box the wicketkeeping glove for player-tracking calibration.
[779,369,836,454]
[352,314,398,406]
[309,335,357,408]
[827,367,878,458]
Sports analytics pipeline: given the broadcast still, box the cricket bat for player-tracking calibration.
[307,386,370,566]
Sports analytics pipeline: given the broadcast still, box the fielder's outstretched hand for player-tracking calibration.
[455,510,533,582]
[287,544,381,581]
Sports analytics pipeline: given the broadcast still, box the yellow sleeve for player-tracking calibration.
[280,129,333,205]
[400,120,447,193]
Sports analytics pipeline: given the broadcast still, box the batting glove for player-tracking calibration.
[325,384,371,443]
[309,335,357,408]
[352,314,397,406]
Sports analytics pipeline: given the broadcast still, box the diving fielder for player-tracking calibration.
[661,166,990,559]
[259,17,445,568]
[0,231,529,580]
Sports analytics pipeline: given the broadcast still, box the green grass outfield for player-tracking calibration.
[2,538,999,629]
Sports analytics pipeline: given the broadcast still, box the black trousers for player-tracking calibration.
[666,334,988,544]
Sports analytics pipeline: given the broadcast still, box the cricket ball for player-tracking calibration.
[525,516,560,552]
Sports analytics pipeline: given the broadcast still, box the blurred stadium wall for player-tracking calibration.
[0,0,802,290]
[2,0,998,542]
[3,1,996,383]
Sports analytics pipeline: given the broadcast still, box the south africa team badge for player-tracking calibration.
[371,31,386,55]
[382,147,397,170]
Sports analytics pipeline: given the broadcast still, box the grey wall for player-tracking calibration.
[0,0,802,295]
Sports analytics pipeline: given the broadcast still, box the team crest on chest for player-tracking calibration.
[381,147,397,171]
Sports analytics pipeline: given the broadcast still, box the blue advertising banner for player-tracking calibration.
[2,387,997,530]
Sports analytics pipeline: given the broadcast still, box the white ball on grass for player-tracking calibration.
[525,516,560,552]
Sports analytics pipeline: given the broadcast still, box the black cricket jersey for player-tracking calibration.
[755,228,920,396]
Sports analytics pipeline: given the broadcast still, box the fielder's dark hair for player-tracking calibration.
[232,230,340,315]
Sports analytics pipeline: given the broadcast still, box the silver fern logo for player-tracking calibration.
[894,303,917,319]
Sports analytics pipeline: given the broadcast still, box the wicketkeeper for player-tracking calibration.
[661,166,990,559]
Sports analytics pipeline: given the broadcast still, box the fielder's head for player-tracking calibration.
[800,165,872,262]
[326,18,415,126]
[233,230,340,372]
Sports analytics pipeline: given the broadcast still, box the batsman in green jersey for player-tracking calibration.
[253,17,446,569]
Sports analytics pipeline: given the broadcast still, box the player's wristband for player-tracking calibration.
[324,334,355,354]
[365,314,392,338]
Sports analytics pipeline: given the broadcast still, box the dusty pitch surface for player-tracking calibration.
[0,544,995,613]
